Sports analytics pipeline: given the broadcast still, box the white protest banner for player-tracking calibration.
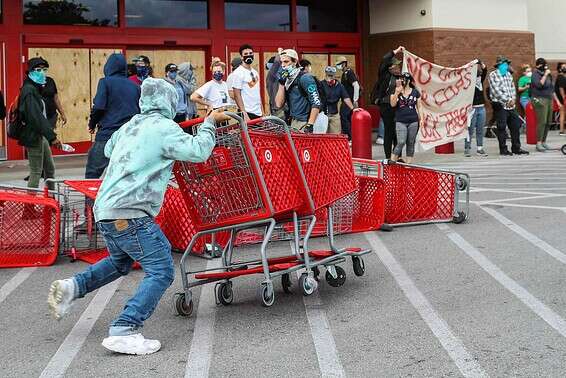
[402,51,477,151]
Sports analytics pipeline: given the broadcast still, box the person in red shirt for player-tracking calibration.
[129,55,152,86]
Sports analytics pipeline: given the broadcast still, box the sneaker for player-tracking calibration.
[48,279,76,320]
[376,137,384,145]
[542,143,551,150]
[536,143,547,152]
[500,150,513,156]
[464,149,471,157]
[559,132,566,136]
[102,334,161,355]
[477,148,488,157]
[513,149,530,155]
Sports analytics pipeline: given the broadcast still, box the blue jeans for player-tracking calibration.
[520,96,530,111]
[73,217,174,336]
[378,118,384,138]
[465,106,485,150]
[85,140,110,179]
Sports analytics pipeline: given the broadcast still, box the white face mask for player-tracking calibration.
[526,72,532,78]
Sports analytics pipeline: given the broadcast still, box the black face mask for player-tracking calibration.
[243,56,254,65]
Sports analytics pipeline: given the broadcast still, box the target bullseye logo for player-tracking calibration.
[264,149,273,163]
[303,149,311,162]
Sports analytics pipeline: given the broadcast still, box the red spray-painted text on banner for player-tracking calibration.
[403,51,477,151]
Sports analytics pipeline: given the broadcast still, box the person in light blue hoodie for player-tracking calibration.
[47,78,230,355]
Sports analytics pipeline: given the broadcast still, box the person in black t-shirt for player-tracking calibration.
[336,56,360,139]
[555,62,566,136]
[390,73,421,164]
[39,61,67,129]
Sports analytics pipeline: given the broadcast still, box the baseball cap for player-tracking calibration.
[133,55,151,65]
[494,55,511,67]
[165,63,178,72]
[28,57,49,71]
[231,56,242,70]
[281,49,299,61]
[335,56,347,65]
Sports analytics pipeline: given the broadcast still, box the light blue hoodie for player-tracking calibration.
[94,78,216,221]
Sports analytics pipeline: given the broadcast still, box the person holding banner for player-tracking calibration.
[488,56,529,156]
[390,73,421,164]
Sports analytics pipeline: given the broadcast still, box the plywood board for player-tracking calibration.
[301,53,328,80]
[330,54,357,75]
[29,48,91,143]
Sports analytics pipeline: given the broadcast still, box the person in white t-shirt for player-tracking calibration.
[231,44,263,123]
[191,58,229,112]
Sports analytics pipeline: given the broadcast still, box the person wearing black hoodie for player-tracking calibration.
[372,46,404,159]
[86,53,140,179]
[18,57,61,190]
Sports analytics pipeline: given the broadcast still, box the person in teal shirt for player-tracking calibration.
[47,77,230,355]
[518,64,532,110]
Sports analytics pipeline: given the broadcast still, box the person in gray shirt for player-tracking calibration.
[531,58,554,151]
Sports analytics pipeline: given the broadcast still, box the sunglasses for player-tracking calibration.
[33,67,48,73]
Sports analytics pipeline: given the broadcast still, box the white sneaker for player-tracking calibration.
[48,279,76,320]
[102,334,161,355]
[376,137,384,145]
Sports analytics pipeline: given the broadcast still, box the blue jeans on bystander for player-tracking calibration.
[465,106,486,151]
[73,217,174,336]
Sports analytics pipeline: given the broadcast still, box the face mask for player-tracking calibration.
[336,64,343,70]
[213,71,224,81]
[136,66,149,78]
[243,56,254,65]
[526,72,532,78]
[266,62,273,71]
[29,70,46,85]
[498,62,509,75]
[167,71,177,80]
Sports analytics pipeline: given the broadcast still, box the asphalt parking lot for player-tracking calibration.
[2,138,566,377]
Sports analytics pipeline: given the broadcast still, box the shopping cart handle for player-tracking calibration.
[246,117,265,126]
[179,117,205,130]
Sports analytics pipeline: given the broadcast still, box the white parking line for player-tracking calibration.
[437,223,566,339]
[476,203,566,211]
[364,233,487,378]
[289,241,345,378]
[472,194,561,205]
[39,277,123,378]
[480,206,566,265]
[0,267,36,305]
[185,259,220,378]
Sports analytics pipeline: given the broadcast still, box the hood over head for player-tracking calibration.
[139,77,178,119]
[104,53,127,77]
[177,62,194,81]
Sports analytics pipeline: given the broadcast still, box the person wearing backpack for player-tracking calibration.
[17,57,62,190]
[274,49,323,132]
[321,66,355,134]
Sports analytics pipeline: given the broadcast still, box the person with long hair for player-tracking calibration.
[390,72,421,164]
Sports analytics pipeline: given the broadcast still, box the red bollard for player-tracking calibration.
[435,142,454,154]
[351,108,373,159]
[525,102,537,145]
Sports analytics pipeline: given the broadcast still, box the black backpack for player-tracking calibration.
[6,92,23,140]
[296,72,328,114]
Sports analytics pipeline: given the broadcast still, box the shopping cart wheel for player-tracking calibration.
[299,273,317,296]
[173,292,193,317]
[561,144,566,155]
[217,282,234,305]
[352,256,365,277]
[259,284,275,307]
[455,176,468,191]
[281,273,292,294]
[453,211,467,224]
[325,266,346,287]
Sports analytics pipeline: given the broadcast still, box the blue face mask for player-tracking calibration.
[213,71,224,81]
[136,66,149,79]
[167,71,177,80]
[29,70,46,85]
[498,62,509,75]
[266,62,273,71]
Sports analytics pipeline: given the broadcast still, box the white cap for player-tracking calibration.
[281,49,299,62]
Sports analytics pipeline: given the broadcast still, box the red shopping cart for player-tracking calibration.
[0,185,60,268]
